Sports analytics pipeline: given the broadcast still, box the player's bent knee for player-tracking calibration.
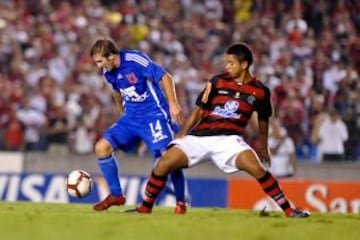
[156,159,173,175]
[94,139,113,158]
[252,167,267,179]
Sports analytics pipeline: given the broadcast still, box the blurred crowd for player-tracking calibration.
[0,0,359,162]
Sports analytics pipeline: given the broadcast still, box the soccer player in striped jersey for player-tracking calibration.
[129,42,310,218]
[90,37,187,214]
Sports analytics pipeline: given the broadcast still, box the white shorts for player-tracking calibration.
[170,135,257,173]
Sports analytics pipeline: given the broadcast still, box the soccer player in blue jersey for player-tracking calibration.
[89,37,187,214]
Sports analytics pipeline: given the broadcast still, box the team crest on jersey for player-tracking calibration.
[247,95,256,105]
[212,100,241,118]
[126,73,138,84]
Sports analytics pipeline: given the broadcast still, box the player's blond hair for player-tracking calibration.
[90,36,118,57]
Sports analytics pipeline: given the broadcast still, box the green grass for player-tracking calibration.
[0,202,359,240]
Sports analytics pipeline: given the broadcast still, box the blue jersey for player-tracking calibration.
[104,50,170,119]
[102,50,179,158]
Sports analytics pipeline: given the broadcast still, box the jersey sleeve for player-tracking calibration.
[256,86,272,120]
[147,61,167,83]
[195,89,205,107]
[195,76,218,109]
[129,51,166,83]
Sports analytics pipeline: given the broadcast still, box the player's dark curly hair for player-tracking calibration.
[90,36,118,57]
[226,42,253,67]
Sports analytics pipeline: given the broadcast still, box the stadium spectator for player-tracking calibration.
[268,118,297,178]
[16,97,47,151]
[313,108,349,162]
[128,43,309,218]
[69,116,96,155]
[46,104,69,155]
[3,108,25,151]
[277,89,306,150]
[322,60,347,104]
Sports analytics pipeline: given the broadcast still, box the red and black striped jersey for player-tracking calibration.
[191,73,272,136]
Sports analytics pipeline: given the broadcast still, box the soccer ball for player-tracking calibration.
[66,170,93,198]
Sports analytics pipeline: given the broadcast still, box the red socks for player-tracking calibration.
[258,171,294,216]
[138,171,167,213]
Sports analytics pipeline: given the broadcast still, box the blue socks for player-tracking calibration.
[97,155,123,197]
[170,169,186,202]
[98,155,186,202]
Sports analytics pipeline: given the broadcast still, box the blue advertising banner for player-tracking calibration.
[0,173,227,208]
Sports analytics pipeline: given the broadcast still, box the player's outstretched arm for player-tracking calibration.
[176,106,202,138]
[160,73,184,125]
[112,91,124,116]
[258,117,271,167]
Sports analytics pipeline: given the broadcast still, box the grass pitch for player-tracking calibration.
[1,202,359,240]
